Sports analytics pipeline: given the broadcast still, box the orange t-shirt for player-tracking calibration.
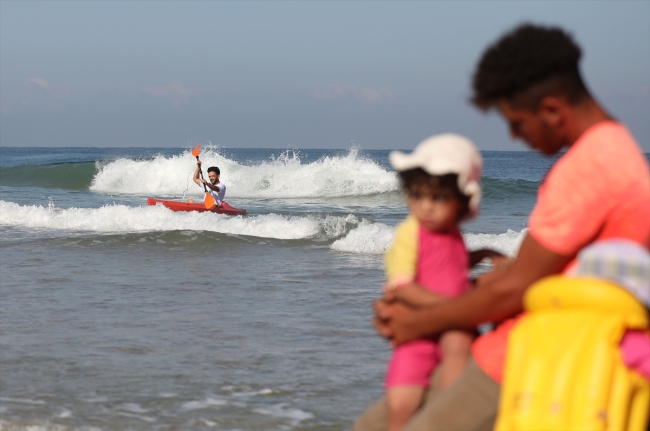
[472,121,650,382]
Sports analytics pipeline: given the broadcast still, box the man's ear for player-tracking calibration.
[537,96,567,129]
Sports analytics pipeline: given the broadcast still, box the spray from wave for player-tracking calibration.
[0,200,362,241]
[332,222,526,257]
[89,146,399,199]
[0,200,526,256]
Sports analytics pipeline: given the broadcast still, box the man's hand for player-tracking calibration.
[373,295,438,347]
[373,234,570,349]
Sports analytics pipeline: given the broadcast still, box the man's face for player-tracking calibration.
[497,100,564,155]
[208,171,218,184]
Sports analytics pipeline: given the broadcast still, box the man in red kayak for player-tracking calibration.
[192,161,226,207]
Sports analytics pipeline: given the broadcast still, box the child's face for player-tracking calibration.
[407,186,464,233]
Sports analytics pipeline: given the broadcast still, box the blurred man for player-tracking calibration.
[355,23,650,431]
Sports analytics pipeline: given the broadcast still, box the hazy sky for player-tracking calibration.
[1,1,648,150]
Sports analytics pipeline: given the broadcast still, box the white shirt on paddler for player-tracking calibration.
[203,182,226,205]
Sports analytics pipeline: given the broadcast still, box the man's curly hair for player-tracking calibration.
[471,24,590,111]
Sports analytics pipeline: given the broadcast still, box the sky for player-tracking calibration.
[1,1,648,151]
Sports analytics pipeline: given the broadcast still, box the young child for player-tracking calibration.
[384,133,503,431]
[568,239,650,380]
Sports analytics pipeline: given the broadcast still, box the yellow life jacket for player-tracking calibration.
[495,276,650,431]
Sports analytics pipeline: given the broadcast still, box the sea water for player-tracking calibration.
[0,145,557,430]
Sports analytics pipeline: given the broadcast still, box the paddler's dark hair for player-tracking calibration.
[471,24,591,111]
[207,166,220,175]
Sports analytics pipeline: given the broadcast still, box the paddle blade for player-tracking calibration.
[204,192,216,209]
[192,145,201,158]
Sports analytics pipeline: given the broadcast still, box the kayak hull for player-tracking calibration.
[147,198,247,216]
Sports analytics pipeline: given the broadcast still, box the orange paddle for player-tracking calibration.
[191,145,216,209]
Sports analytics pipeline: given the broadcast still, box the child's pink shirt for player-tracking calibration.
[385,222,471,388]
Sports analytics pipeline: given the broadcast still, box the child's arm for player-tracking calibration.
[384,217,419,290]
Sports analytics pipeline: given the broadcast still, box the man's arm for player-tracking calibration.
[204,183,222,192]
[374,233,570,346]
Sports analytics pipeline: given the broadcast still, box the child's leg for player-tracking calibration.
[437,330,474,388]
[386,386,425,431]
[385,340,439,431]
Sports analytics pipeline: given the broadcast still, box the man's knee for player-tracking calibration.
[404,359,500,431]
[353,397,388,431]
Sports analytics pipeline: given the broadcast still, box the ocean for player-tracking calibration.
[0,145,557,430]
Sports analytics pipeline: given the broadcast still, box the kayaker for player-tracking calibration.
[192,161,226,207]
[355,23,650,431]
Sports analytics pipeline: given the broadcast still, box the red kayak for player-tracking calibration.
[147,198,247,216]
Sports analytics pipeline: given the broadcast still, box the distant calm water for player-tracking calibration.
[0,146,557,430]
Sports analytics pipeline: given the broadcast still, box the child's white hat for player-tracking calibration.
[389,133,483,217]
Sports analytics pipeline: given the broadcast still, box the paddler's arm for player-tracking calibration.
[203,182,222,192]
[374,233,570,347]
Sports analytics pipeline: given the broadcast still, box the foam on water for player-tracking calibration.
[0,419,102,431]
[331,222,527,256]
[180,397,228,411]
[90,146,398,199]
[331,221,394,254]
[0,398,47,406]
[1,200,527,255]
[55,410,72,419]
[464,229,527,257]
[0,200,360,240]
[252,403,314,427]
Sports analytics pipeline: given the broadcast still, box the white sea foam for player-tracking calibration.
[89,147,398,198]
[114,411,156,423]
[230,388,277,398]
[330,221,394,254]
[0,201,360,240]
[252,403,314,426]
[56,409,73,418]
[464,229,527,257]
[0,397,46,405]
[0,200,527,255]
[81,395,108,403]
[0,419,102,431]
[180,397,228,411]
[115,403,149,414]
[331,222,527,257]
[194,418,219,427]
